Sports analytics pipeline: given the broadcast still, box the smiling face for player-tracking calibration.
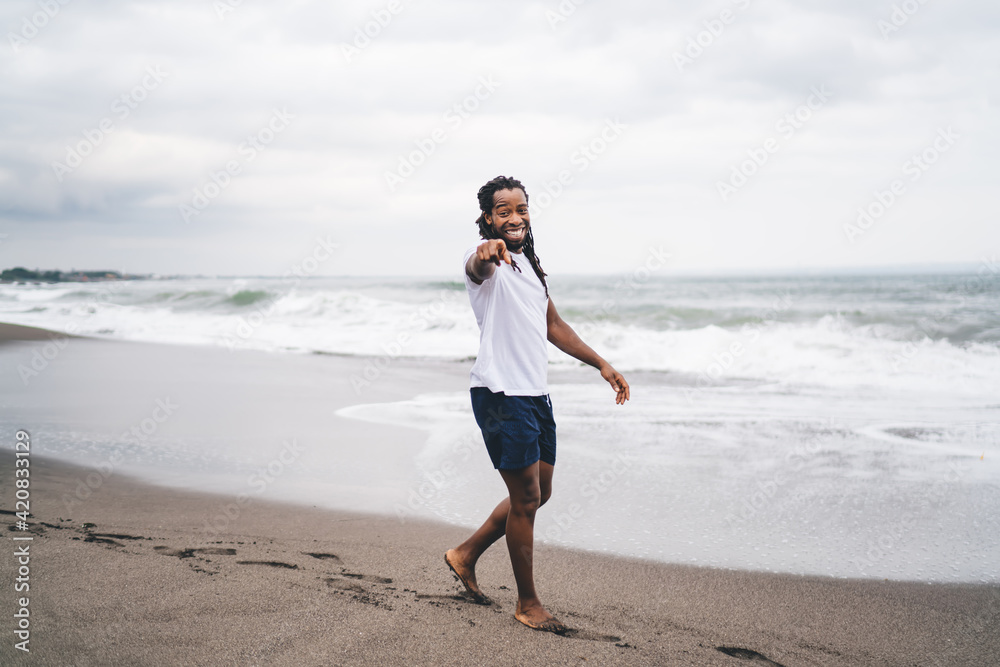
[485,188,530,253]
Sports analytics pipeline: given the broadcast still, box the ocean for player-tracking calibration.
[1,269,998,582]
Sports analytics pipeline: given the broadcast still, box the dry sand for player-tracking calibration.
[0,321,997,665]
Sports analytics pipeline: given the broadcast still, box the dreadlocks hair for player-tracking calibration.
[474,175,549,297]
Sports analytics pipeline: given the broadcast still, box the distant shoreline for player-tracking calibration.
[0,266,149,284]
[1,259,995,283]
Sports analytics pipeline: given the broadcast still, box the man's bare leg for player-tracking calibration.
[498,462,564,631]
[446,462,553,604]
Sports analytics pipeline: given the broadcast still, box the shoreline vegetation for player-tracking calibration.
[0,266,148,283]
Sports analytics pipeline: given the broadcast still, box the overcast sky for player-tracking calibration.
[1,0,997,277]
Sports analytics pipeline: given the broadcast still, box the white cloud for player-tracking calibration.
[0,0,996,275]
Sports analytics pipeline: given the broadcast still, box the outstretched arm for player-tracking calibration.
[466,239,512,285]
[546,299,630,404]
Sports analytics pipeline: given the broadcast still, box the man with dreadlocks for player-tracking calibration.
[445,175,630,634]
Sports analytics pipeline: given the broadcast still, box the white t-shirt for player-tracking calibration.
[463,242,549,396]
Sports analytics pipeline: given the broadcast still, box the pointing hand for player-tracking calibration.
[477,239,511,266]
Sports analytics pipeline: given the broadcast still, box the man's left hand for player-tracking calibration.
[600,364,630,405]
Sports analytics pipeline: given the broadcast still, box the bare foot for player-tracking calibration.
[444,549,491,605]
[514,601,569,635]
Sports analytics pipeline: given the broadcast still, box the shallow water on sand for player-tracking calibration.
[337,373,1000,584]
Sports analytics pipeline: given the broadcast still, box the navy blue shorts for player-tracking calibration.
[470,387,556,470]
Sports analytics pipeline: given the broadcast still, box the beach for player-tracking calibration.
[4,0,997,660]
[1,322,997,665]
[2,275,998,583]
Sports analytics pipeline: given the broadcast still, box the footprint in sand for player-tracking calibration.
[716,646,787,666]
[329,570,393,584]
[236,560,299,569]
[303,552,341,562]
[415,593,468,603]
[419,590,497,608]
[90,532,146,541]
[559,628,623,643]
[83,530,149,547]
[154,546,237,558]
[324,576,394,609]
[324,578,365,593]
